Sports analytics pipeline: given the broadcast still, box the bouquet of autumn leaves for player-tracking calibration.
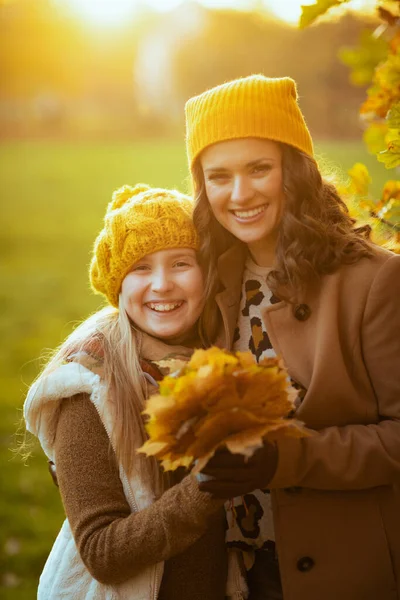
[138,347,308,473]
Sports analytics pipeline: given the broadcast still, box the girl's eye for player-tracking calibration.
[174,261,190,268]
[208,173,229,183]
[132,264,150,272]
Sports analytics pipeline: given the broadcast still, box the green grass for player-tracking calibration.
[0,139,390,597]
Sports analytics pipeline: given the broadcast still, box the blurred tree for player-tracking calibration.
[0,0,87,98]
[172,9,293,100]
[150,6,373,138]
[0,0,396,146]
[0,0,145,137]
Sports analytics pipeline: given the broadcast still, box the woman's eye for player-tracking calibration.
[132,265,150,272]
[252,164,271,175]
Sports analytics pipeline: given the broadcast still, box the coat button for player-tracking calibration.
[293,304,311,321]
[297,556,315,572]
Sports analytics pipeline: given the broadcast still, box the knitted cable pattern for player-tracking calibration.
[90,184,199,307]
[185,74,314,167]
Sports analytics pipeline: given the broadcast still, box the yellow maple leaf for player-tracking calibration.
[188,346,239,372]
[382,180,400,202]
[347,163,371,196]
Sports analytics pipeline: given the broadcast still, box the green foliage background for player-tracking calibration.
[0,140,391,598]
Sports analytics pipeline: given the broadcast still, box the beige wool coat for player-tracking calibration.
[214,242,400,600]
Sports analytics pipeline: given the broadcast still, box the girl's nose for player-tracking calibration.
[151,268,174,293]
[231,175,254,204]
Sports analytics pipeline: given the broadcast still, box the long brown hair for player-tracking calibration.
[192,143,373,303]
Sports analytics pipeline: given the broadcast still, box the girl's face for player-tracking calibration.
[121,248,204,343]
[201,138,285,265]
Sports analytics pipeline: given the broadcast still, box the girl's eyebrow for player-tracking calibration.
[203,166,229,173]
[204,157,278,173]
[166,250,195,259]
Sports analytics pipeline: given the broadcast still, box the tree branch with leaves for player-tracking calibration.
[300,0,400,252]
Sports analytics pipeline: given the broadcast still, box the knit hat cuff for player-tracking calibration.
[188,104,313,167]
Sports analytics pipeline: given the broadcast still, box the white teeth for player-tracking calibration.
[233,205,266,218]
[148,302,182,312]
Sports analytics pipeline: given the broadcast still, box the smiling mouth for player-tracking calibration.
[231,204,268,220]
[146,301,183,313]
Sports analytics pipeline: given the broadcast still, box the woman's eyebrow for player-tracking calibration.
[246,157,277,167]
[204,157,278,173]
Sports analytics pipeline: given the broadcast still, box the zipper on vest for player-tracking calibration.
[153,565,159,600]
[121,469,139,514]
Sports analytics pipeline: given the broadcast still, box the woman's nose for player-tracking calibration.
[231,176,254,204]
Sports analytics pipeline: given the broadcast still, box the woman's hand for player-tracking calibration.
[197,442,278,498]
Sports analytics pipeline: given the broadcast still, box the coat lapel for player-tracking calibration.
[213,243,311,390]
[214,244,246,349]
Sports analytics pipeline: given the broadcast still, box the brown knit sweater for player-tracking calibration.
[54,393,228,599]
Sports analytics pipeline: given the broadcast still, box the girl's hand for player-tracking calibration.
[197,442,278,498]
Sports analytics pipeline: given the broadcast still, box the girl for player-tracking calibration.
[24,184,229,599]
[184,75,400,600]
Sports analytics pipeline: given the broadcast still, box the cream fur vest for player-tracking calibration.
[24,361,164,600]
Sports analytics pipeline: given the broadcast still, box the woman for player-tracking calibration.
[24,184,229,599]
[184,75,400,600]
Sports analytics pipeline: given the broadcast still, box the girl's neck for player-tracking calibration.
[139,326,201,359]
[160,325,201,348]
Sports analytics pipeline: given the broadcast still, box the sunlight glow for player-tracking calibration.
[60,0,378,28]
[264,0,313,24]
[264,0,376,24]
[61,0,185,27]
[200,0,252,9]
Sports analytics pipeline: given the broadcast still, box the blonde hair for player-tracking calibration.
[27,303,164,495]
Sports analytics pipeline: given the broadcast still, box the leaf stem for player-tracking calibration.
[370,211,400,232]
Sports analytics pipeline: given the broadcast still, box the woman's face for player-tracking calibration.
[201,138,285,265]
[121,248,204,343]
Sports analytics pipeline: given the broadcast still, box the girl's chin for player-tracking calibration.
[152,329,190,344]
[146,320,187,339]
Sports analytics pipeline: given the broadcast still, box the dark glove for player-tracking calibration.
[197,442,278,499]
[48,460,59,487]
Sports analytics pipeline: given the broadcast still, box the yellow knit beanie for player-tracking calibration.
[185,74,314,168]
[90,184,199,307]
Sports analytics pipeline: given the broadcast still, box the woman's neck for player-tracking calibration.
[247,237,277,267]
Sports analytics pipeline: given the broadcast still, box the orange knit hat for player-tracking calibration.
[185,74,314,167]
